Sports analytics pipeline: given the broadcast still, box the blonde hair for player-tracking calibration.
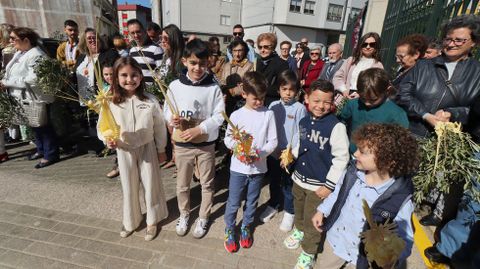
[257,33,278,49]
[0,23,14,48]
[78,28,107,55]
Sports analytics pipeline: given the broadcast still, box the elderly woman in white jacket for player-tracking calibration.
[1,27,58,168]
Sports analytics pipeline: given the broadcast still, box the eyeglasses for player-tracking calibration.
[9,36,21,42]
[258,45,272,50]
[443,38,471,46]
[233,32,244,37]
[361,42,376,48]
[232,49,244,53]
[280,47,290,51]
[310,52,320,56]
[86,37,96,41]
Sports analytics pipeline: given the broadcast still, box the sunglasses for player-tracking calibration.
[233,32,244,37]
[258,45,272,50]
[9,36,20,42]
[310,52,320,56]
[361,42,376,48]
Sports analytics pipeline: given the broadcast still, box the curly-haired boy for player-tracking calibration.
[312,123,419,269]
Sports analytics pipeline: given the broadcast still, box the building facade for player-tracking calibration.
[118,4,152,37]
[0,0,118,38]
[160,0,366,53]
[162,0,242,49]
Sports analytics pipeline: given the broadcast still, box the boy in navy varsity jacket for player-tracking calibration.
[312,124,419,268]
[164,39,224,239]
[283,80,350,269]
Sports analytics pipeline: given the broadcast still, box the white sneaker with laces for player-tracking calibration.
[192,218,208,238]
[176,213,189,236]
[259,206,278,223]
[279,212,295,232]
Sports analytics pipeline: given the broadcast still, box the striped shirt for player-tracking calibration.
[129,44,164,84]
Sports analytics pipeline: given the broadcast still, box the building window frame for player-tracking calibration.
[304,0,315,15]
[220,15,231,26]
[327,4,343,22]
[289,0,302,13]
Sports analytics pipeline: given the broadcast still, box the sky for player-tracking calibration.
[119,0,151,7]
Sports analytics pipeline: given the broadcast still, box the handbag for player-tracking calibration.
[13,84,48,127]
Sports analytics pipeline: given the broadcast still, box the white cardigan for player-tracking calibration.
[2,46,55,103]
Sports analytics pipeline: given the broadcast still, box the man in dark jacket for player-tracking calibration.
[318,43,344,82]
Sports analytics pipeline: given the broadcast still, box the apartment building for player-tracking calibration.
[118,4,152,37]
[0,0,118,37]
[160,0,366,52]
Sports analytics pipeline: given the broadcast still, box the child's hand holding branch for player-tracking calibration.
[171,115,181,128]
[106,139,117,150]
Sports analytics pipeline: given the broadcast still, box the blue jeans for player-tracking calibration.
[32,125,59,161]
[267,157,294,214]
[224,170,264,229]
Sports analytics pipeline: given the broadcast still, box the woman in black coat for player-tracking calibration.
[255,33,289,106]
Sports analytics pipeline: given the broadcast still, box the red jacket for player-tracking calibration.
[300,59,324,94]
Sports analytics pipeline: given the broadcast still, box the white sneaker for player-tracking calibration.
[176,213,189,236]
[192,218,208,238]
[279,212,295,232]
[260,206,278,223]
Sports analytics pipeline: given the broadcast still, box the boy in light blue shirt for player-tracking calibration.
[312,123,418,268]
[260,70,307,232]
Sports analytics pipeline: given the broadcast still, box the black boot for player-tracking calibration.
[425,246,450,264]
[420,214,441,226]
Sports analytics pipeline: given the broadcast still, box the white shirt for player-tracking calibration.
[224,106,278,175]
[350,57,375,91]
[75,55,97,106]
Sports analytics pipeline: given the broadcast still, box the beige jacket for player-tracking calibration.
[220,59,253,93]
[101,93,167,153]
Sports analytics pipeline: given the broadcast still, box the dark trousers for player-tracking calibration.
[267,157,295,214]
[32,124,59,161]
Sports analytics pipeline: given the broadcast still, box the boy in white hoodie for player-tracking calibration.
[164,39,225,238]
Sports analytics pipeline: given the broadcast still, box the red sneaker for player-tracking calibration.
[240,225,253,248]
[224,228,239,253]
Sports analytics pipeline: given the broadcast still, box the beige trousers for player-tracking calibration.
[175,144,216,219]
[117,141,168,231]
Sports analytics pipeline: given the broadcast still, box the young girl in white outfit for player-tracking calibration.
[100,57,168,241]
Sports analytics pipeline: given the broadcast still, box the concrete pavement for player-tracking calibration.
[0,142,425,268]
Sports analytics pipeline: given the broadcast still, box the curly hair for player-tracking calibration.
[353,123,419,177]
[396,34,428,58]
[441,14,480,43]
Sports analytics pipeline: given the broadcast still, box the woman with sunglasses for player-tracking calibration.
[299,46,324,95]
[332,32,383,102]
[157,24,185,170]
[74,28,119,105]
[158,24,184,84]
[255,32,289,106]
[73,28,119,155]
[396,16,480,253]
[1,27,59,168]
